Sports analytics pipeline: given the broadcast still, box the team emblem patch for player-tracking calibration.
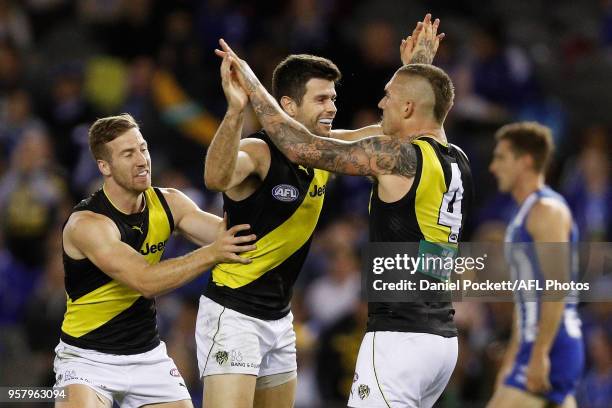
[358,384,370,400]
[215,350,229,366]
[272,184,299,202]
[170,368,181,377]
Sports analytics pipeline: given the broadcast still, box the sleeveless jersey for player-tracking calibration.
[368,137,473,337]
[505,187,583,350]
[504,186,584,401]
[204,131,329,320]
[61,187,174,354]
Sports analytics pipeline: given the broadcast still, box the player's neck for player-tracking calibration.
[103,181,145,214]
[417,128,447,144]
[512,174,544,205]
[401,122,447,144]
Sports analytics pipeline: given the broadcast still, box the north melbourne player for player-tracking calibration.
[487,122,584,408]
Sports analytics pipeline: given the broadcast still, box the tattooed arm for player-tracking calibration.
[254,94,417,177]
[215,42,419,178]
[269,127,419,178]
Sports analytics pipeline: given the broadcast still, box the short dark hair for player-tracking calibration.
[495,121,554,173]
[272,54,341,104]
[89,113,139,161]
[397,64,455,123]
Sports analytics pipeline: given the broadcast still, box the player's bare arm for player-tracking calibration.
[63,211,256,298]
[331,125,383,142]
[524,198,572,394]
[204,51,271,193]
[266,125,418,178]
[216,45,417,178]
[242,78,417,177]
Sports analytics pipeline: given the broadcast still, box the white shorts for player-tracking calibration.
[196,295,297,378]
[53,340,191,408]
[348,332,458,408]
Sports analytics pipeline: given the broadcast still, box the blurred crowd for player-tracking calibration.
[0,1,610,407]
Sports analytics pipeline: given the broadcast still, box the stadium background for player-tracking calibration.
[0,0,610,407]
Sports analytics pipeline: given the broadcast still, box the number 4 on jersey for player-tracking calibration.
[438,162,464,243]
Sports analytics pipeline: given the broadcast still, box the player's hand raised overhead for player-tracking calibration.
[215,39,261,97]
[400,13,445,65]
[220,48,248,112]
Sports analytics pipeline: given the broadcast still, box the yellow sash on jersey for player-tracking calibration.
[413,139,454,243]
[62,187,171,337]
[212,169,329,288]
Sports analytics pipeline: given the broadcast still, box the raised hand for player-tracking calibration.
[211,214,257,264]
[400,13,445,65]
[220,51,248,112]
[215,39,261,96]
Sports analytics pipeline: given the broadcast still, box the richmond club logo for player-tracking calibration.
[272,184,299,202]
[215,350,229,366]
[358,384,370,400]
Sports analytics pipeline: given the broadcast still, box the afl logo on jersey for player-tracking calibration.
[272,184,299,202]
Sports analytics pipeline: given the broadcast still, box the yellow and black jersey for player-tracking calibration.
[60,186,174,354]
[205,131,329,320]
[368,137,473,337]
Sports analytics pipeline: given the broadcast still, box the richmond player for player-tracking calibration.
[218,14,470,408]
[201,16,442,408]
[55,114,254,408]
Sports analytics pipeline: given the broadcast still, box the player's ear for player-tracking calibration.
[97,159,111,177]
[403,100,415,119]
[280,96,297,117]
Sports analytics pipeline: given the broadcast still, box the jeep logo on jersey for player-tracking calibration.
[358,384,370,400]
[272,184,299,202]
[309,184,326,197]
[140,240,166,255]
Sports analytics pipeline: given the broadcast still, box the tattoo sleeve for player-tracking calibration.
[248,84,417,177]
